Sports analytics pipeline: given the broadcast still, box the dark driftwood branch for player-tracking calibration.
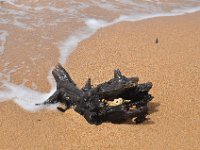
[36,64,153,125]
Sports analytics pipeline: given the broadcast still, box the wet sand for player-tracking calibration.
[0,11,200,149]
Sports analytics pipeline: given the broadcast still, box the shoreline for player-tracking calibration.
[60,8,200,66]
[1,11,200,149]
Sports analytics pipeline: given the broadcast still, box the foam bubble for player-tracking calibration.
[48,6,65,13]
[85,19,107,30]
[14,17,31,29]
[0,30,9,54]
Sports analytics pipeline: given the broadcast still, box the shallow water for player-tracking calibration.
[0,0,200,111]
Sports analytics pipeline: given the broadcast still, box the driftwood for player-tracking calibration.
[36,64,153,125]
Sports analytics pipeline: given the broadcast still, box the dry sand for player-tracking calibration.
[0,11,200,150]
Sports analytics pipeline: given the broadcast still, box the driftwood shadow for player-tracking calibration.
[148,102,160,114]
[114,102,160,125]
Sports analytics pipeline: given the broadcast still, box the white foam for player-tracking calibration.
[0,0,31,10]
[59,30,91,65]
[59,18,107,64]
[58,4,200,65]
[171,5,200,14]
[0,30,9,54]
[85,19,107,30]
[14,17,31,29]
[0,18,9,24]
[91,1,118,12]
[0,81,57,112]
[0,68,57,111]
[48,6,65,13]
[0,0,16,6]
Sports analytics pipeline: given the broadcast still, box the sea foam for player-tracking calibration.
[0,30,9,54]
[59,19,107,64]
[0,70,57,112]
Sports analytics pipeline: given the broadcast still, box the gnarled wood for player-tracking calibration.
[36,64,153,125]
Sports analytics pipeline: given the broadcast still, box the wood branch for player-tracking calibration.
[36,64,153,125]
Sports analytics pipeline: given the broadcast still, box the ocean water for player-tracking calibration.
[0,0,200,111]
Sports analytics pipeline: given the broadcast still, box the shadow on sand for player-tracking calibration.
[117,102,160,125]
[148,102,160,115]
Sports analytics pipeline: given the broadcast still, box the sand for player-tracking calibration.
[0,11,200,150]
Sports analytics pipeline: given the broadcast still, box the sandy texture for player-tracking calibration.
[1,12,200,150]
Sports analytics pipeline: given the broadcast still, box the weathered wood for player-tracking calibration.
[36,64,153,125]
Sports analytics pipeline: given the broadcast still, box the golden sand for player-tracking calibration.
[0,12,200,149]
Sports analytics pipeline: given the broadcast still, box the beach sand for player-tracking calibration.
[0,11,200,150]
